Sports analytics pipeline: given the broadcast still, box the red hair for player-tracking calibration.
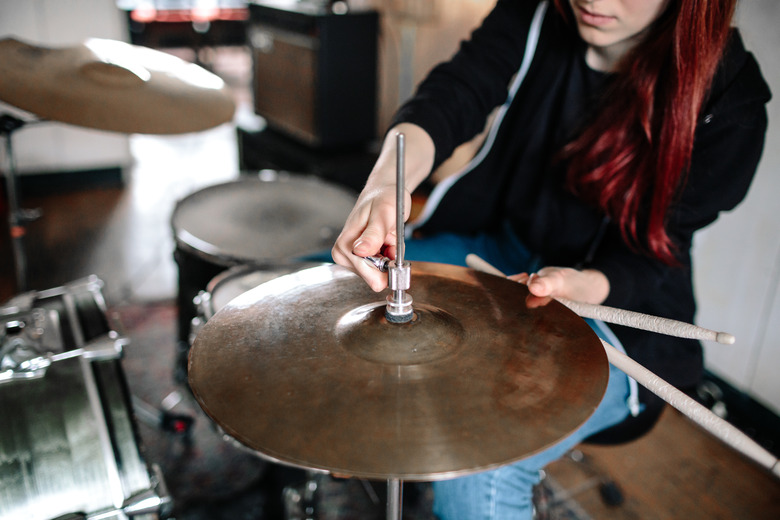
[555,0,736,263]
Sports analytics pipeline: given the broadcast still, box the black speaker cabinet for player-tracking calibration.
[247,2,378,149]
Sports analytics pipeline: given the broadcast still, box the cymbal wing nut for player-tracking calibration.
[363,255,390,272]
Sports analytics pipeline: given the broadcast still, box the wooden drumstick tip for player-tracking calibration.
[466,254,506,277]
[716,332,736,345]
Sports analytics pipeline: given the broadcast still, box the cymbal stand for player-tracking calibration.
[1,113,42,292]
[328,133,414,518]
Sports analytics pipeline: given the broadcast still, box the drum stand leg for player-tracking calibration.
[387,478,402,520]
[1,114,42,293]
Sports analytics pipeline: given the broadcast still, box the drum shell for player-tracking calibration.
[0,348,165,520]
[1,278,168,519]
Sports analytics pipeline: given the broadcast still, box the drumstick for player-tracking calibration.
[464,254,735,345]
[600,338,780,478]
[465,254,780,478]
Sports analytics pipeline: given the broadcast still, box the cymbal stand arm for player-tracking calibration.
[385,132,413,323]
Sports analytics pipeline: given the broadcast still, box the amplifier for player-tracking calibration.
[248,2,378,148]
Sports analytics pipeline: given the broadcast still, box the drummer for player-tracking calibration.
[331,0,771,518]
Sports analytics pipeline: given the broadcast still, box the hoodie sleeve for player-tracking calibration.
[390,0,545,170]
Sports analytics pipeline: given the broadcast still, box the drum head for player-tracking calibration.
[171,173,356,265]
[206,263,322,315]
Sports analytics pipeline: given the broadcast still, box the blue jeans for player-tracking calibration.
[304,225,632,519]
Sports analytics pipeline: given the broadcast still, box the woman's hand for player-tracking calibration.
[331,123,435,292]
[331,184,410,292]
[508,267,610,305]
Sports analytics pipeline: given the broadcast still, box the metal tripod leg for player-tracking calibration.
[2,114,42,292]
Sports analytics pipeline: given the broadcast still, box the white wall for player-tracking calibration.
[0,0,132,175]
[694,0,780,414]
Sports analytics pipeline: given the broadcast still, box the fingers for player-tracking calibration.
[526,269,564,298]
[332,226,390,292]
[507,272,530,284]
[508,269,562,297]
[331,244,388,292]
[331,188,400,292]
[352,219,393,258]
[507,267,609,305]
[507,271,556,308]
[525,293,554,309]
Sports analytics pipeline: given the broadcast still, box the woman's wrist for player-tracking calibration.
[365,123,435,194]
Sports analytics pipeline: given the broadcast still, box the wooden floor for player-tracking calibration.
[2,51,779,520]
[546,408,780,519]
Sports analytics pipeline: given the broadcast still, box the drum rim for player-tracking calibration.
[205,261,327,313]
[171,171,357,224]
[169,172,356,265]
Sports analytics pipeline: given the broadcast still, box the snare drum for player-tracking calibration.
[170,171,356,347]
[0,337,170,520]
[0,278,170,519]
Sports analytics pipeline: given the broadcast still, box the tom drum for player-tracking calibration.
[170,171,356,367]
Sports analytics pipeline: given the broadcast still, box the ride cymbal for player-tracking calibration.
[188,262,608,480]
[0,37,235,134]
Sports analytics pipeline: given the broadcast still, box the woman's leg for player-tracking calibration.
[298,222,537,275]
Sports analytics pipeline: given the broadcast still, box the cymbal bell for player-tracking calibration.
[0,37,235,134]
[188,262,609,481]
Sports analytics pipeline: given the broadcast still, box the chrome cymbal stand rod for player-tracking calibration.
[395,132,406,270]
[387,478,402,520]
[385,132,413,323]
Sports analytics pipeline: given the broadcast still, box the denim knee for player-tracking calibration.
[432,463,541,520]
